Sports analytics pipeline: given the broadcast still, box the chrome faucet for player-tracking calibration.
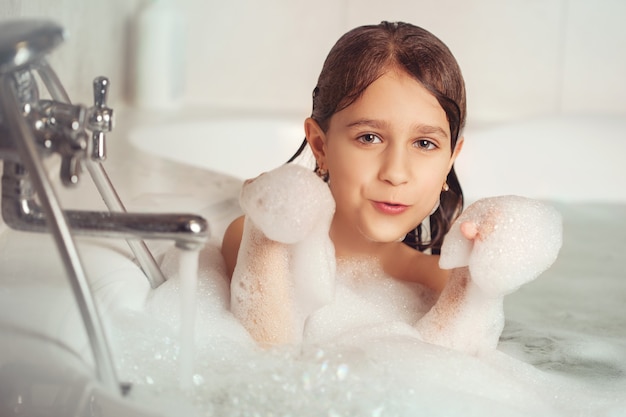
[0,20,209,395]
[0,20,209,271]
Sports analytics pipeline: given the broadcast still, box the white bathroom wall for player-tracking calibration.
[560,0,626,115]
[178,0,626,124]
[178,0,347,115]
[344,0,566,123]
[0,0,142,107]
[1,0,625,123]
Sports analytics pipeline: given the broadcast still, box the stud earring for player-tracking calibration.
[315,165,329,182]
[442,182,450,192]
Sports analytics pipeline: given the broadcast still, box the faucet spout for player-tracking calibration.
[2,161,210,252]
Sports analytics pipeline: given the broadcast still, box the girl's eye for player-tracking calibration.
[414,139,436,150]
[357,134,382,144]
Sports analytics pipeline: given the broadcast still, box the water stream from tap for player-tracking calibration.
[178,248,200,391]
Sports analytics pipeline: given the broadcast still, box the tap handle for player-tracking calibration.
[60,131,88,186]
[61,155,81,186]
[89,76,113,161]
[93,76,109,108]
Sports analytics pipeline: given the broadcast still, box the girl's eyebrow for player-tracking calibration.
[346,118,389,130]
[416,124,449,139]
[346,118,449,138]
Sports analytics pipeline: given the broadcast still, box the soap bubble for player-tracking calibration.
[239,163,335,244]
[440,195,562,296]
[102,240,626,417]
[232,164,336,344]
[99,189,624,417]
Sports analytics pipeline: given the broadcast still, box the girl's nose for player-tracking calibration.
[378,145,410,186]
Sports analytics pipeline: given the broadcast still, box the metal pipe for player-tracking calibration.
[83,160,168,286]
[36,62,168,287]
[35,59,71,103]
[0,75,121,394]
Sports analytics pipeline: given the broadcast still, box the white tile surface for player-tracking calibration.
[1,0,625,124]
[1,0,142,106]
[180,0,347,114]
[560,0,626,114]
[345,0,565,124]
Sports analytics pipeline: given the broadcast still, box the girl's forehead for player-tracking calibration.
[331,70,451,137]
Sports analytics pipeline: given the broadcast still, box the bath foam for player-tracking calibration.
[144,244,251,347]
[417,196,563,354]
[231,164,336,344]
[440,195,563,296]
[304,257,437,344]
[103,237,625,417]
[237,164,335,244]
[100,186,625,416]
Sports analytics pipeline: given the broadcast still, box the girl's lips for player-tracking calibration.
[372,201,409,215]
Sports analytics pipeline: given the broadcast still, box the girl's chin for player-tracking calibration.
[357,226,410,244]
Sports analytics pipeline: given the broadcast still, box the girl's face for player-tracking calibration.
[306,68,463,256]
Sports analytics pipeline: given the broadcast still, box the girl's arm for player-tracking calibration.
[221,164,336,346]
[228,215,297,345]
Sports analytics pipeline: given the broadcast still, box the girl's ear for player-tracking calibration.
[448,135,464,172]
[304,117,327,164]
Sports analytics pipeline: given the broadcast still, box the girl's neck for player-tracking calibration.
[329,220,397,260]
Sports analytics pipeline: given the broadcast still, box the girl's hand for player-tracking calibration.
[441,196,563,297]
[459,204,498,242]
[239,164,335,243]
[460,221,478,241]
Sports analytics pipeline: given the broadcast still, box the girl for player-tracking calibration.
[222,21,466,344]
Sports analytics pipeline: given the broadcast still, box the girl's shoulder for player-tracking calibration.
[221,215,245,279]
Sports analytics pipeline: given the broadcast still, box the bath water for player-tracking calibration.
[105,237,626,417]
[178,249,200,391]
[103,249,626,417]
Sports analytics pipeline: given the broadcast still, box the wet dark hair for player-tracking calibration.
[288,21,466,254]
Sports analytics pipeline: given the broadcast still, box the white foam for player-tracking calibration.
[231,164,336,344]
[238,163,335,244]
[304,257,435,344]
[417,196,563,354]
[102,239,625,416]
[100,192,625,416]
[440,195,563,296]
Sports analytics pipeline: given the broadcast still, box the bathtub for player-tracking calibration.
[457,115,626,204]
[0,112,625,416]
[128,116,305,181]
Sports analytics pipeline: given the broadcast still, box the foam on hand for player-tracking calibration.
[416,196,563,354]
[231,164,336,345]
[238,164,335,244]
[440,195,563,296]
